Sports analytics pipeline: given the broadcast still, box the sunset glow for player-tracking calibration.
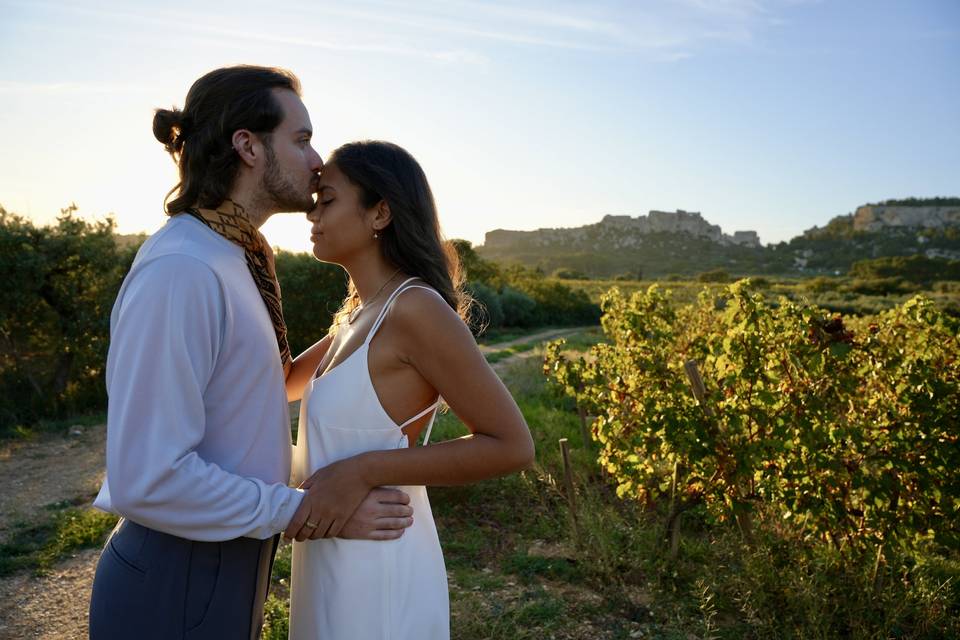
[2,0,958,251]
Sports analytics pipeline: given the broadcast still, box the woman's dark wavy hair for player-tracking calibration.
[152,65,300,214]
[327,141,474,330]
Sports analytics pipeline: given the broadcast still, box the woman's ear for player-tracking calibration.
[372,200,393,232]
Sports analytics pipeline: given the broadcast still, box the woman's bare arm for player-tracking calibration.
[285,334,334,402]
[286,289,535,540]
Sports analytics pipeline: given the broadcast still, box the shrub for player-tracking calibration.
[849,255,960,284]
[499,286,537,327]
[465,281,504,331]
[0,205,133,432]
[552,268,588,280]
[697,268,731,283]
[273,251,347,353]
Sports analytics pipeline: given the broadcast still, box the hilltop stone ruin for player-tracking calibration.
[483,209,761,250]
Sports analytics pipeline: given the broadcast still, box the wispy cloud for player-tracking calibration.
[2,0,492,65]
[0,80,153,95]
[1,0,804,65]
[303,0,800,59]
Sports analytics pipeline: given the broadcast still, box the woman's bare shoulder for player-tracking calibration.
[388,286,473,347]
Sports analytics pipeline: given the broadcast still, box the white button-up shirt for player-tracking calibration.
[93,215,303,540]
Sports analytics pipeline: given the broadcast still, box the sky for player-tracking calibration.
[1,0,958,253]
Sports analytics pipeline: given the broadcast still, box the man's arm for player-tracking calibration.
[99,255,303,541]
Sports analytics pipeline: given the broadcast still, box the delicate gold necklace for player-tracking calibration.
[347,268,402,324]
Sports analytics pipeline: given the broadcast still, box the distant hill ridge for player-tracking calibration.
[477,198,960,278]
[485,209,760,251]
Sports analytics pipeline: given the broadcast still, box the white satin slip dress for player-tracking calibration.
[289,278,450,639]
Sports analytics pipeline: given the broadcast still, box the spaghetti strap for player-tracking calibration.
[399,400,440,429]
[364,277,420,346]
[366,280,446,441]
[400,399,442,446]
[420,407,439,446]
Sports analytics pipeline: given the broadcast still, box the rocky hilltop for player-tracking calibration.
[477,199,960,278]
[484,209,760,251]
[853,204,960,232]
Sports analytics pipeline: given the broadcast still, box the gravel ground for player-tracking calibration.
[0,424,108,639]
[0,425,106,544]
[0,547,100,640]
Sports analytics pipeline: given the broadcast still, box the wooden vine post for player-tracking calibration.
[576,402,592,450]
[684,358,754,545]
[661,360,714,560]
[559,437,579,538]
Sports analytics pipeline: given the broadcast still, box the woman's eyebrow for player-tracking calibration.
[318,185,335,193]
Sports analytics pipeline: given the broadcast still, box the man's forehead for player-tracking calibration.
[273,88,311,132]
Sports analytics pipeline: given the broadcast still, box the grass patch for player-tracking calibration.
[0,505,117,576]
[271,538,292,584]
[502,552,582,585]
[1,411,106,442]
[262,593,290,640]
[484,349,514,363]
[484,340,541,364]
[477,327,564,345]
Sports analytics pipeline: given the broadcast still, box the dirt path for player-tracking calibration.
[478,326,592,354]
[0,548,99,639]
[0,425,107,544]
[486,326,596,375]
[0,425,107,639]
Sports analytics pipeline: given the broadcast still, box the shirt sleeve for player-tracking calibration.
[99,254,303,541]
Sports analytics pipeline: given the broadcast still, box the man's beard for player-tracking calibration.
[261,142,315,213]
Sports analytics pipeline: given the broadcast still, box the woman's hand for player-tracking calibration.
[284,455,374,541]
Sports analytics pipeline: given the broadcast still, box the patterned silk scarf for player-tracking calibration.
[179,200,292,370]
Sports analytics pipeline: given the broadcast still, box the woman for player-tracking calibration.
[284,140,535,639]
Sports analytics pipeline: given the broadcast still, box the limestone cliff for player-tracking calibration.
[853,205,960,232]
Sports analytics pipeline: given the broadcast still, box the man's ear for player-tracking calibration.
[372,200,393,232]
[231,129,260,168]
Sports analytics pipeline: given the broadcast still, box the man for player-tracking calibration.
[89,65,412,639]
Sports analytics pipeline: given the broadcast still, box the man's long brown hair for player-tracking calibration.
[152,65,300,214]
[327,141,473,331]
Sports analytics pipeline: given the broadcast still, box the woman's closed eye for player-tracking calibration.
[320,199,334,206]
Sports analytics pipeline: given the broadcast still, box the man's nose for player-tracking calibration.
[310,147,323,171]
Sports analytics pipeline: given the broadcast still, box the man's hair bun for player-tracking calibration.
[153,107,185,153]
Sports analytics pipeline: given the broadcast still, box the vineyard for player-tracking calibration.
[3,206,959,636]
[544,282,959,637]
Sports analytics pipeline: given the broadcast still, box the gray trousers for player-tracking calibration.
[89,518,280,640]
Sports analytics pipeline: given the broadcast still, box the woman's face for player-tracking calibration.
[307,162,377,264]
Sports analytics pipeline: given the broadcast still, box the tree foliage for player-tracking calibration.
[849,254,960,284]
[453,240,599,332]
[273,251,347,355]
[0,205,134,430]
